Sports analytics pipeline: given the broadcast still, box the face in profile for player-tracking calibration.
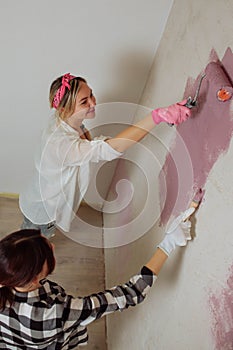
[71,82,96,120]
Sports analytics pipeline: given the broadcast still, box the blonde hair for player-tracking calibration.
[49,76,86,120]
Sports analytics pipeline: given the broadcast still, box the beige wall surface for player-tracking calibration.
[104,1,233,349]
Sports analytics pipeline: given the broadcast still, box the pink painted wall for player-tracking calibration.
[158,49,233,347]
[209,263,233,349]
[159,48,233,225]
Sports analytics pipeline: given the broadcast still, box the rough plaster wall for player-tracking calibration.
[104,1,233,349]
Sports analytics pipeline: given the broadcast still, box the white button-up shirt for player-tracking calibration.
[19,116,122,232]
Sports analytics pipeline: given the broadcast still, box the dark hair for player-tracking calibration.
[0,229,55,310]
[49,75,87,120]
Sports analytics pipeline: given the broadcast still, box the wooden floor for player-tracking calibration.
[0,197,107,350]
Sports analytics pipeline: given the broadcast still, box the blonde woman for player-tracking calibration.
[19,73,191,237]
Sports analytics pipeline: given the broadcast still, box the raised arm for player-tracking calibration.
[146,207,195,274]
[65,208,194,329]
[106,100,191,153]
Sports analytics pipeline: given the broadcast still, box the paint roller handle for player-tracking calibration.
[168,74,206,126]
[184,96,197,108]
[168,98,194,126]
[184,74,206,109]
[168,97,195,126]
[157,208,195,256]
[152,100,191,126]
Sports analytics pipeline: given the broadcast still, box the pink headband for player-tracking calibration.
[52,73,75,109]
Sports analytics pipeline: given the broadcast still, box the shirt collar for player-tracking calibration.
[59,118,81,136]
[12,278,50,300]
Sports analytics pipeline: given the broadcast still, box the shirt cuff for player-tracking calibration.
[141,266,157,287]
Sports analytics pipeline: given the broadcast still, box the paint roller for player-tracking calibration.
[205,62,233,102]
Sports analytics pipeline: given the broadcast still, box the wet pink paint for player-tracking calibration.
[159,47,233,224]
[209,264,233,349]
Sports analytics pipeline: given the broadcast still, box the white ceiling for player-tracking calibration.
[0,0,173,104]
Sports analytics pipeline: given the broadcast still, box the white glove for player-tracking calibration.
[158,207,195,256]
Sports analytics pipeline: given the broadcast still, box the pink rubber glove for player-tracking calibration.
[152,100,191,125]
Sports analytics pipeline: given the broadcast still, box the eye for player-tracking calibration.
[81,99,88,105]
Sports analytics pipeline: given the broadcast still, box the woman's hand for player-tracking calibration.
[106,100,191,153]
[157,207,195,256]
[152,100,191,125]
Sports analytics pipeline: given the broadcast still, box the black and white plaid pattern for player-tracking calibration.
[0,267,156,349]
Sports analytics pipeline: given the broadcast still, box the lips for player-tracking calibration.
[87,107,95,114]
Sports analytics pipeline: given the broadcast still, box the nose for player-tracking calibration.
[88,95,96,107]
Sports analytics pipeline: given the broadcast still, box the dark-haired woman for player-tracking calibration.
[0,207,194,349]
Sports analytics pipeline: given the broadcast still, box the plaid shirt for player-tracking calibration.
[0,266,156,349]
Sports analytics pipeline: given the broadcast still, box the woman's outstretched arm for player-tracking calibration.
[106,101,191,152]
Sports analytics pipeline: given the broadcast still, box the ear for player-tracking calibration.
[31,275,41,286]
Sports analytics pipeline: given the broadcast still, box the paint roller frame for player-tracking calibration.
[185,74,206,108]
[168,74,206,126]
